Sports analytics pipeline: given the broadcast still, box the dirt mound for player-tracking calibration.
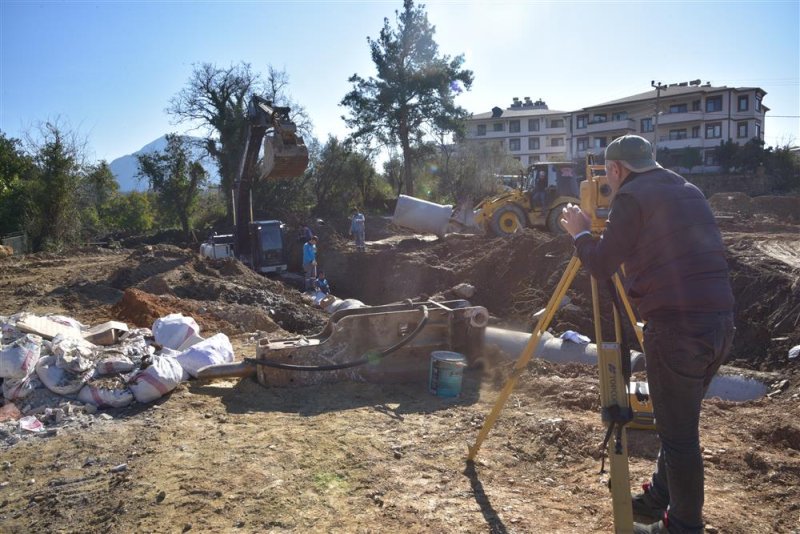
[322,224,798,372]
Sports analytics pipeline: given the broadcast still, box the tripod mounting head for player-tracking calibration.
[580,154,614,235]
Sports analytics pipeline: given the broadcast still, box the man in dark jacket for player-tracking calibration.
[560,135,735,534]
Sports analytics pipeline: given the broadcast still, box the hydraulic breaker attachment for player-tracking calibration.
[253,300,489,387]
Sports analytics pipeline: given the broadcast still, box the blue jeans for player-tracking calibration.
[643,311,735,533]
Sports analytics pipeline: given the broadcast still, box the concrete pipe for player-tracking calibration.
[483,326,769,402]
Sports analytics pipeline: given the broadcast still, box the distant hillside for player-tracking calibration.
[109,135,220,192]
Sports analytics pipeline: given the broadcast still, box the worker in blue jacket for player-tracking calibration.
[302,235,318,291]
[315,270,330,294]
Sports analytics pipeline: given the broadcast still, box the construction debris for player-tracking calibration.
[0,311,236,446]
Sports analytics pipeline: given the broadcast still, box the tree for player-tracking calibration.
[137,134,208,238]
[734,138,767,172]
[107,192,155,234]
[341,0,473,197]
[77,161,120,238]
[167,63,311,222]
[23,122,85,251]
[311,136,377,217]
[0,132,33,236]
[714,139,738,173]
[437,141,521,204]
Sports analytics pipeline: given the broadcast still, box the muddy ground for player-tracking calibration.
[0,195,799,533]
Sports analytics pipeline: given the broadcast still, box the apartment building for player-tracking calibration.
[570,84,768,169]
[464,97,569,167]
[464,85,768,171]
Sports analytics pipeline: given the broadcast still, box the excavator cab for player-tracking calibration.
[248,220,288,274]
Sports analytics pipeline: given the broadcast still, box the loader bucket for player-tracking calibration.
[259,133,309,180]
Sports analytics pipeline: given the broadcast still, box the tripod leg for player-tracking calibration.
[467,256,582,461]
[613,274,643,349]
[592,277,634,533]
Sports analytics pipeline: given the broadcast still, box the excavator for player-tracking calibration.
[201,95,309,274]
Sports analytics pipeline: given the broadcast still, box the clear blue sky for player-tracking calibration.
[2,0,798,163]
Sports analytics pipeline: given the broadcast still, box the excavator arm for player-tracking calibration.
[234,95,309,257]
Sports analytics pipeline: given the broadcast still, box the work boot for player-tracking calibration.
[632,482,668,521]
[633,519,669,534]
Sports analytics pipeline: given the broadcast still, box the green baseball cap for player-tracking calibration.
[605,135,661,173]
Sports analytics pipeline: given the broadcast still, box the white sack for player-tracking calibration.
[52,334,97,373]
[152,314,201,350]
[0,334,42,379]
[95,355,136,375]
[35,355,93,395]
[78,384,135,408]
[2,374,40,401]
[176,333,234,378]
[127,355,184,403]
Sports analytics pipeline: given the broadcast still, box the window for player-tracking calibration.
[755,97,762,112]
[756,123,761,138]
[528,137,540,150]
[476,124,486,136]
[577,137,589,151]
[528,118,540,131]
[530,155,540,162]
[669,129,687,140]
[576,114,588,129]
[493,122,504,132]
[513,157,521,162]
[692,100,701,111]
[612,111,628,121]
[550,119,565,128]
[704,150,719,166]
[737,122,748,138]
[669,103,688,114]
[706,96,723,112]
[509,138,521,151]
[705,122,722,138]
[551,138,564,147]
[641,118,654,133]
[738,95,749,112]
[692,126,700,138]
[592,113,607,123]
[509,120,520,133]
[593,137,607,148]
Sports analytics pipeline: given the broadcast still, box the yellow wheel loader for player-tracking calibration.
[474,162,582,237]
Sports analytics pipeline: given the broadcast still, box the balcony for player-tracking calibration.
[585,118,636,134]
[541,144,566,154]
[658,111,701,126]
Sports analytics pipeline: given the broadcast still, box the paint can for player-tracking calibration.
[429,351,467,398]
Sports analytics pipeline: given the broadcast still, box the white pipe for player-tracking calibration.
[483,327,768,401]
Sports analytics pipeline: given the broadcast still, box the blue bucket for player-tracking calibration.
[429,351,467,398]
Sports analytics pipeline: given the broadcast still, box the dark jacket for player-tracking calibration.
[575,168,734,320]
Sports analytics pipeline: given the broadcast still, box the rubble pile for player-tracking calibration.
[0,311,232,448]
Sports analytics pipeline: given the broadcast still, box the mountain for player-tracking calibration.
[109,135,220,192]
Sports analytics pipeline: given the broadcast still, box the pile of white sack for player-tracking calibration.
[0,312,234,442]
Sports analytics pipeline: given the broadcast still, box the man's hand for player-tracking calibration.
[560,203,591,238]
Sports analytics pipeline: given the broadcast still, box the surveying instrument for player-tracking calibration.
[467,156,647,533]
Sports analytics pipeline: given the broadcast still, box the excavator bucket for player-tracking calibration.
[259,132,309,180]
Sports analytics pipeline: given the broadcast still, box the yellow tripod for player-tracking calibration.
[467,254,644,533]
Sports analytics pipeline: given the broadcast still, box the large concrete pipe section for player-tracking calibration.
[483,326,769,401]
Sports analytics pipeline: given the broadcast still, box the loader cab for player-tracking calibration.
[527,162,580,199]
[249,220,288,274]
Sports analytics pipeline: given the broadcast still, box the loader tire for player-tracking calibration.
[546,203,569,235]
[490,205,526,237]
